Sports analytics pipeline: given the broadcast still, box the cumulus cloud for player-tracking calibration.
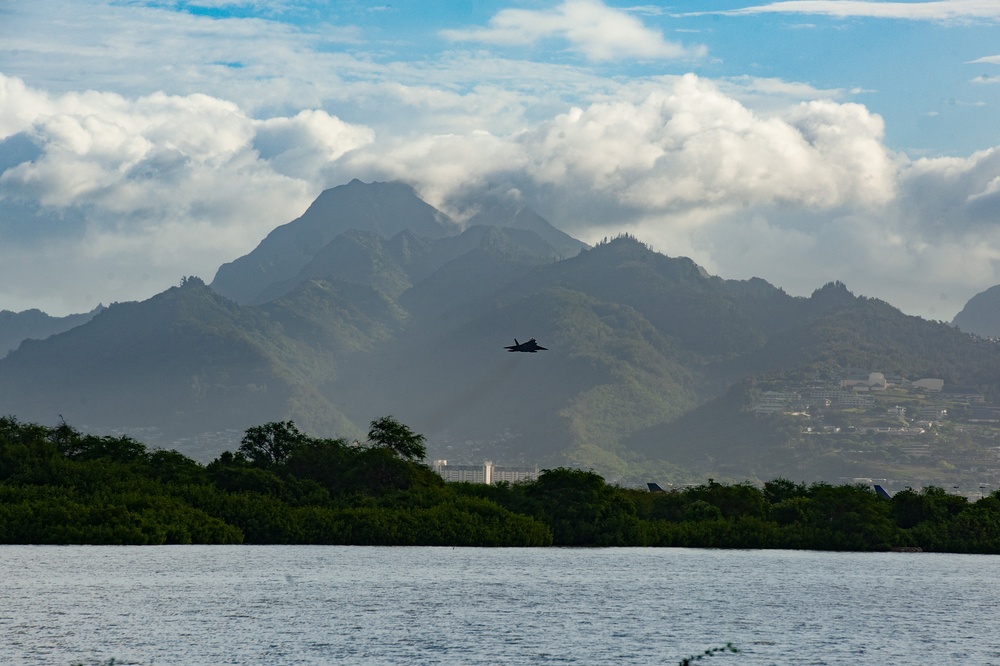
[253,110,375,180]
[642,140,1000,320]
[3,62,1000,322]
[323,73,1000,319]
[340,74,897,215]
[441,0,704,61]
[899,147,1000,231]
[0,74,373,314]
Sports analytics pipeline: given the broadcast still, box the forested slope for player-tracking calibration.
[5,182,1000,486]
[3,417,1000,554]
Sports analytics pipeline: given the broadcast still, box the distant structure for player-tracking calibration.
[840,371,888,391]
[432,460,539,485]
[911,378,944,392]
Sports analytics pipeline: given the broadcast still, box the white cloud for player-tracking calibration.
[253,110,375,180]
[701,0,1000,22]
[0,75,53,138]
[625,5,666,17]
[712,75,856,118]
[0,1,643,144]
[345,74,897,215]
[441,0,704,61]
[316,73,1000,320]
[0,1,360,115]
[2,0,1000,325]
[0,74,372,314]
[11,66,994,321]
[647,143,1000,320]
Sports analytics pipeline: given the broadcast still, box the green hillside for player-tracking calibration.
[0,278,353,442]
[0,306,102,357]
[4,182,1000,489]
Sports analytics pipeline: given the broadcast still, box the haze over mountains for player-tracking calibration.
[3,180,1000,486]
[952,286,1000,339]
[0,306,103,357]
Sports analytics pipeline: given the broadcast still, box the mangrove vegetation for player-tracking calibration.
[2,417,1000,552]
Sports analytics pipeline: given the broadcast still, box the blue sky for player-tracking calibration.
[1,0,999,320]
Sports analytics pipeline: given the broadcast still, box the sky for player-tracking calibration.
[1,1,999,321]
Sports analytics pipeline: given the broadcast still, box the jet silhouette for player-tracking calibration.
[504,338,547,353]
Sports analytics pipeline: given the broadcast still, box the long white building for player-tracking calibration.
[432,460,539,485]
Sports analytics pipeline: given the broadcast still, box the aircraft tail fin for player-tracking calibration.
[647,482,665,493]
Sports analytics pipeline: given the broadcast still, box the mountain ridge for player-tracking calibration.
[210,179,461,304]
[0,306,103,358]
[952,284,1000,338]
[3,180,1000,488]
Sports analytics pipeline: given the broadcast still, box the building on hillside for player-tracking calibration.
[432,461,489,484]
[752,390,802,414]
[915,406,947,424]
[911,378,945,392]
[432,460,539,485]
[837,393,876,408]
[808,389,846,402]
[840,373,869,389]
[491,464,540,484]
[841,372,888,391]
[942,387,986,404]
[968,408,1000,423]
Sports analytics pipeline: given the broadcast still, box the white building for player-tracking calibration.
[432,460,539,485]
[840,372,888,391]
[911,378,945,392]
[838,393,876,408]
[752,390,802,414]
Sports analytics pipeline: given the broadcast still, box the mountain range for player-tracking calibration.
[953,285,1000,338]
[0,306,102,357]
[3,180,1000,486]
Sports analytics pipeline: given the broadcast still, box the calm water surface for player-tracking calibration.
[1,546,998,665]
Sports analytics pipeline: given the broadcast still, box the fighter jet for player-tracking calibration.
[504,338,548,353]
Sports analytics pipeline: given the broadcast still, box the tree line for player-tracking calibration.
[2,416,1000,551]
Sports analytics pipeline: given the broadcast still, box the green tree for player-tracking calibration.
[806,483,896,550]
[238,421,307,467]
[683,499,723,522]
[285,436,353,494]
[685,480,767,520]
[366,416,426,461]
[522,468,641,546]
[145,449,208,486]
[61,433,147,464]
[763,478,808,504]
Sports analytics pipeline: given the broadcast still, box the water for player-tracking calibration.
[1,546,999,665]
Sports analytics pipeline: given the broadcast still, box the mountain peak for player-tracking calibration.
[463,197,587,259]
[585,233,710,279]
[953,284,1000,337]
[594,233,651,251]
[210,180,460,304]
[809,280,856,307]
